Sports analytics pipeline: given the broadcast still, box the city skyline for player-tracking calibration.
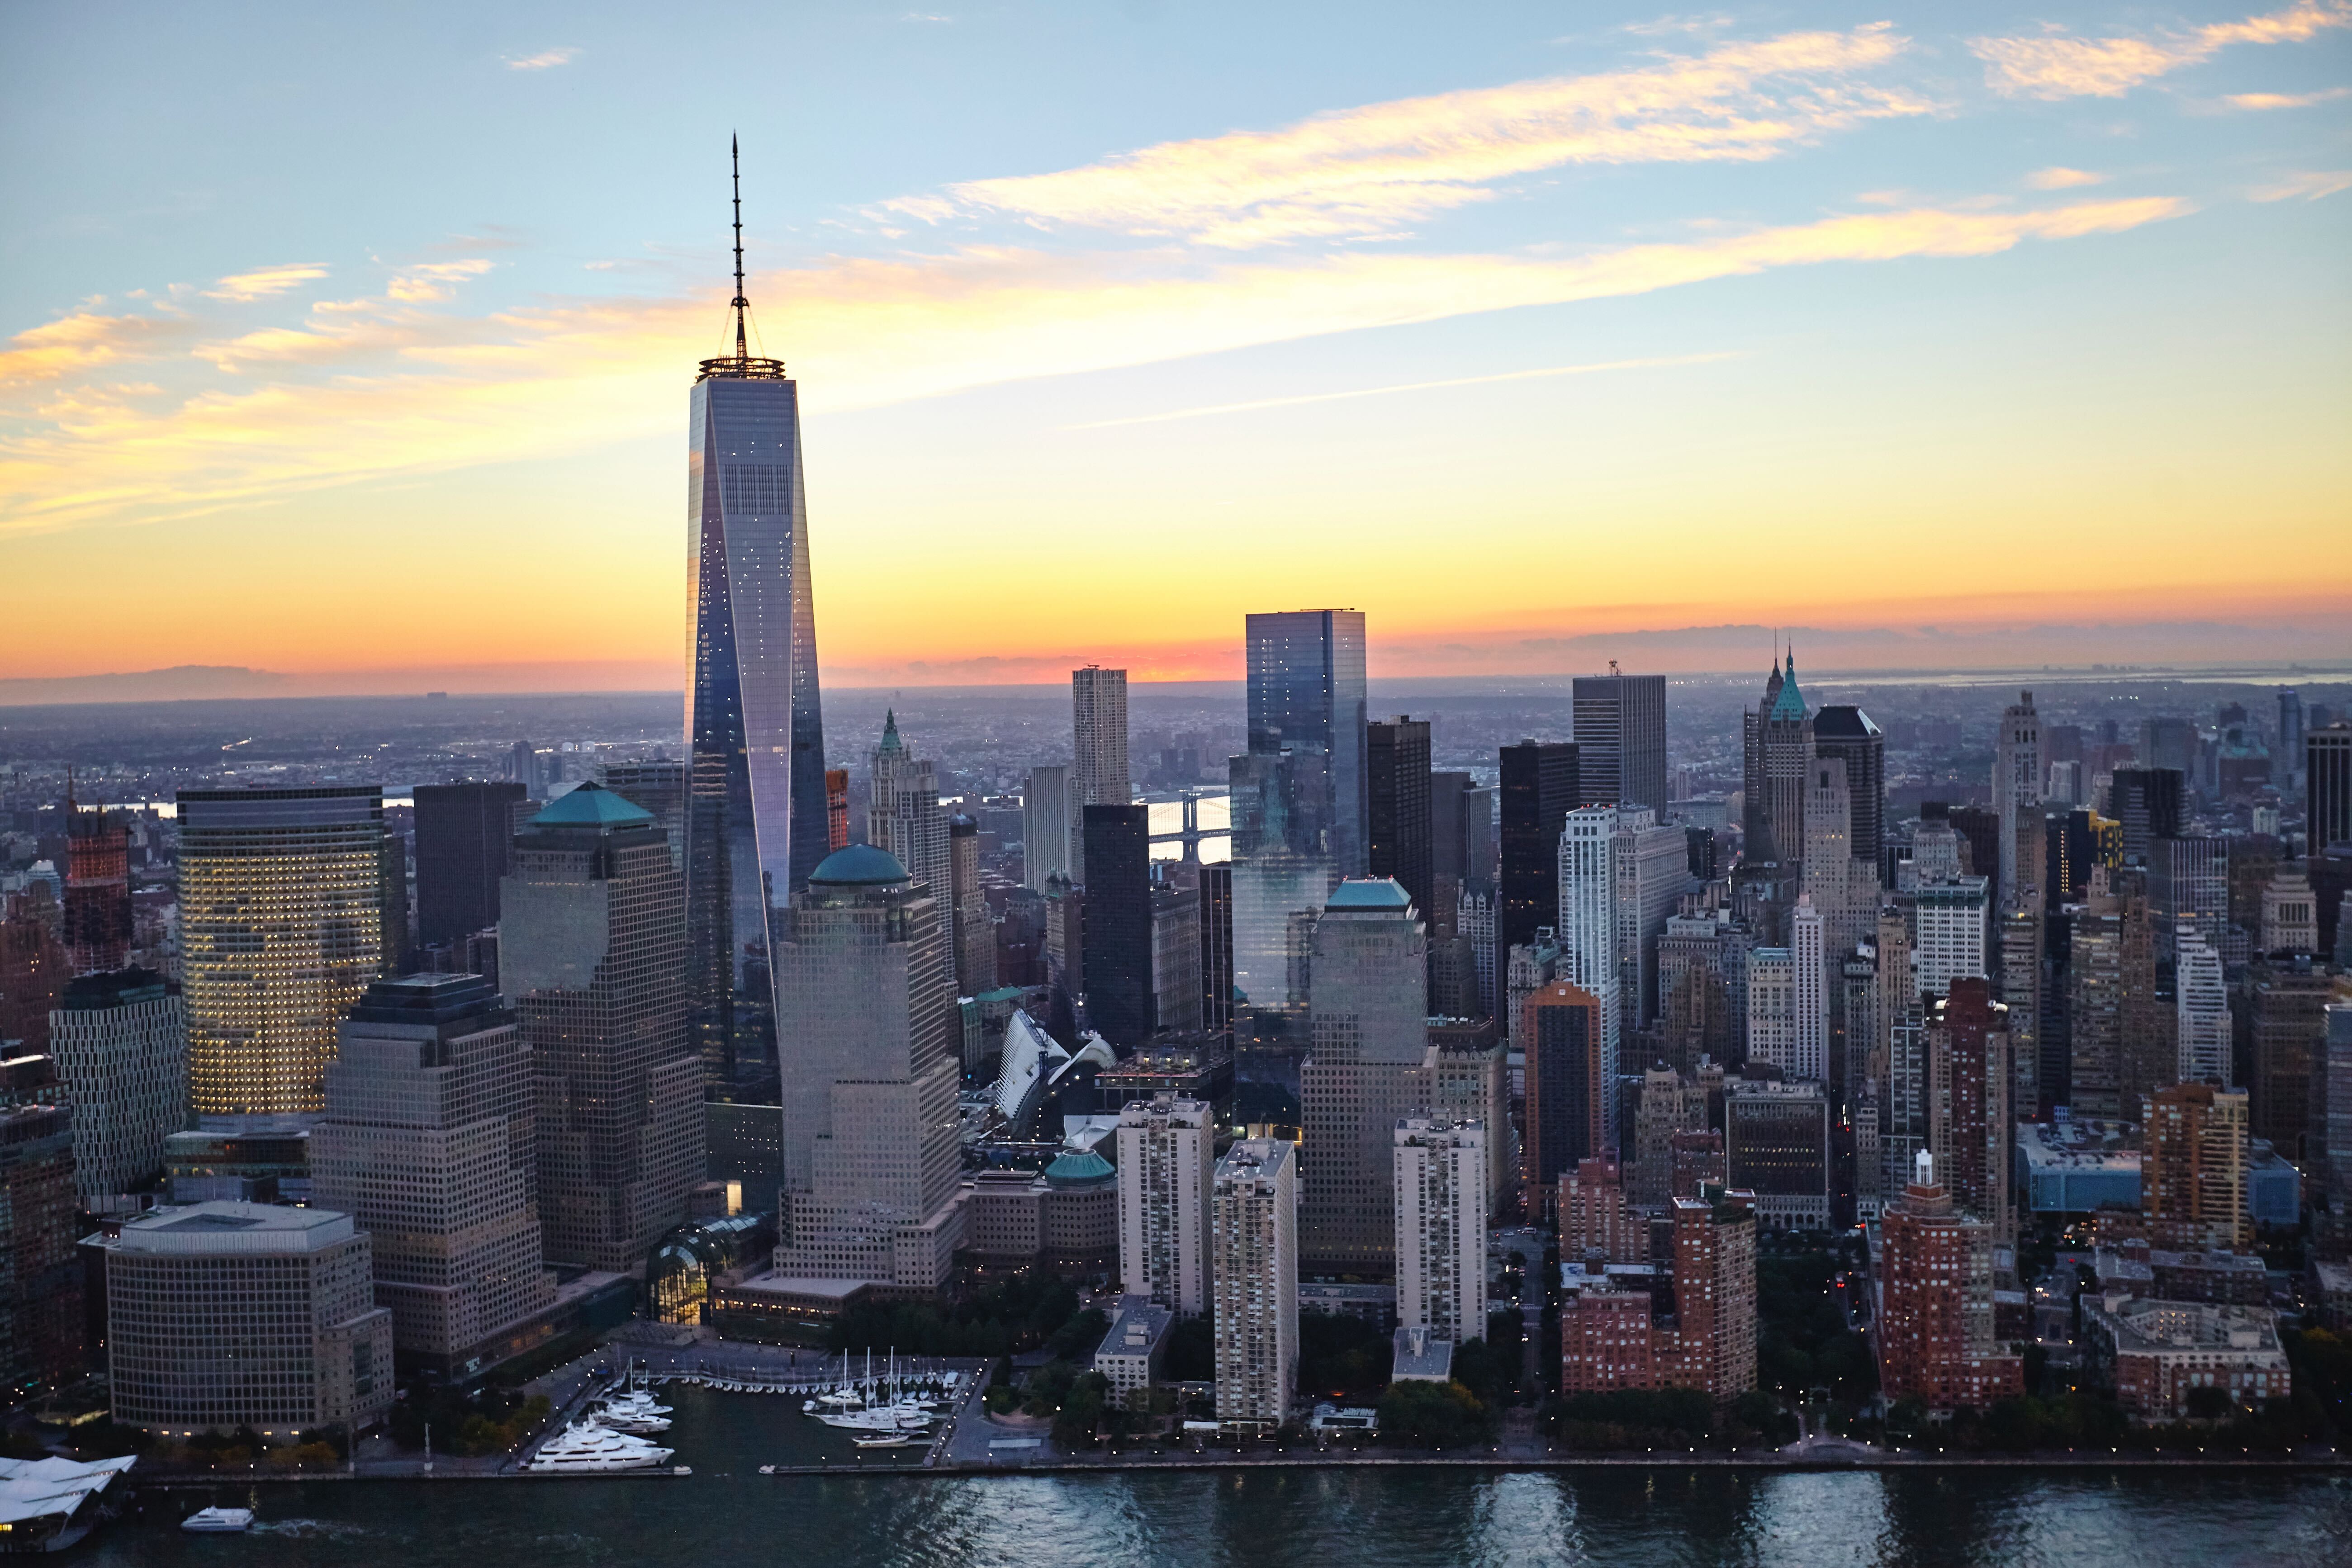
[4,1,2348,691]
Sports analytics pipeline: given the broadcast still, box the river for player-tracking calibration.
[95,1383,2352,1566]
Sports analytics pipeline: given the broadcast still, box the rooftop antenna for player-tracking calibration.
[730,133,749,367]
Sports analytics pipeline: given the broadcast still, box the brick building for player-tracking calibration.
[1874,1151,2024,1412]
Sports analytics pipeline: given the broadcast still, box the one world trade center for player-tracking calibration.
[685,140,828,1104]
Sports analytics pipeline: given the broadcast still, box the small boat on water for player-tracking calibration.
[181,1506,256,1533]
[526,1421,674,1473]
[852,1433,920,1450]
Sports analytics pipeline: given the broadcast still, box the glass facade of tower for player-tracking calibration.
[686,373,827,1104]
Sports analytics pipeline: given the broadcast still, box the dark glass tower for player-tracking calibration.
[1571,672,1667,814]
[413,781,526,949]
[684,142,827,1104]
[1498,739,1579,962]
[1366,716,1433,917]
[1242,610,1368,873]
[1811,705,1886,879]
[1080,804,1153,1047]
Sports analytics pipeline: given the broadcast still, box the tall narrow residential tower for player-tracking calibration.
[685,140,828,1106]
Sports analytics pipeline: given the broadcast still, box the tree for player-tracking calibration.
[1377,1380,1491,1447]
[1053,1372,1112,1449]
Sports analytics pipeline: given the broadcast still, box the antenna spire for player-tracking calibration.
[730,134,749,365]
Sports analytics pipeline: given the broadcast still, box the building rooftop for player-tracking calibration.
[1326,876,1414,912]
[527,781,653,829]
[2094,1296,2282,1355]
[1811,704,1881,739]
[1043,1149,1114,1189]
[807,843,911,886]
[115,1200,355,1254]
[1391,1326,1455,1382]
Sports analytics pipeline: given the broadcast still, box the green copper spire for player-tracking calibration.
[1768,649,1807,721]
[878,708,905,754]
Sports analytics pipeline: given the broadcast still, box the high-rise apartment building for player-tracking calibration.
[413,781,529,950]
[1366,717,1434,919]
[503,785,701,1274]
[1558,1154,1642,1262]
[0,910,66,1057]
[1556,806,1622,1146]
[1875,1152,2023,1412]
[1023,765,1073,891]
[1811,705,1886,878]
[1790,898,1828,1085]
[770,844,965,1290]
[2250,963,2329,1159]
[105,1202,394,1437]
[1499,740,1579,989]
[2068,905,2124,1117]
[2175,937,2232,1086]
[1430,1018,1513,1218]
[1212,1138,1297,1432]
[1914,878,1989,1000]
[1572,673,1668,815]
[684,194,830,1105]
[312,973,553,1374]
[178,786,396,1116]
[1301,879,1429,1276]
[1070,666,1130,885]
[1926,979,2013,1244]
[62,797,132,975]
[1393,1118,1487,1342]
[48,966,185,1201]
[1116,1095,1213,1316]
[2143,1082,2251,1251]
[1616,808,1694,1031]
[1559,1186,1757,1402]
[1081,805,1153,1047]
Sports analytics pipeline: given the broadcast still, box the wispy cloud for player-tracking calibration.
[503,47,578,71]
[2025,166,2106,189]
[2225,85,2352,107]
[1063,352,1739,430]
[204,264,330,301]
[887,23,1929,247]
[1622,13,1736,37]
[1970,1,2349,100]
[0,310,195,387]
[2252,168,2352,199]
[0,195,2185,535]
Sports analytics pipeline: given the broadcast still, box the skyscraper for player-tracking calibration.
[1810,705,1886,878]
[1742,652,1813,867]
[1521,980,1607,1190]
[62,794,132,975]
[868,713,950,915]
[769,844,966,1290]
[1244,610,1369,874]
[1300,878,1429,1276]
[2309,724,2352,853]
[1023,765,1073,891]
[1572,671,1668,814]
[1875,1152,2023,1412]
[1115,1095,1213,1316]
[1393,1118,1488,1342]
[2143,1082,2250,1251]
[1556,806,1622,1146]
[1070,666,1130,885]
[1994,690,2041,899]
[1926,979,2013,1244]
[599,761,687,871]
[1790,896,1828,1084]
[1212,1137,1297,1432]
[414,781,529,949]
[1914,878,1990,1000]
[178,786,395,1116]
[503,784,701,1274]
[48,966,185,1201]
[1498,740,1579,973]
[312,973,553,1374]
[684,142,828,1108]
[948,815,996,997]
[2175,937,2231,1086]
[2278,689,2306,795]
[1366,716,1434,918]
[2109,767,2183,863]
[1081,805,1153,1047]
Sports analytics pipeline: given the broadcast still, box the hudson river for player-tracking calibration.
[99,1384,2352,1566]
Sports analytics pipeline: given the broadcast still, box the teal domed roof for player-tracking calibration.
[528,782,653,829]
[1327,876,1413,911]
[807,843,911,886]
[1043,1149,1114,1189]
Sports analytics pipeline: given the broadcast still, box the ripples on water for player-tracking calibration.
[97,1384,2352,1567]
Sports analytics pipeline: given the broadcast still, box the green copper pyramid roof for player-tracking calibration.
[1327,876,1414,911]
[1768,651,1807,722]
[528,781,653,829]
[877,709,905,754]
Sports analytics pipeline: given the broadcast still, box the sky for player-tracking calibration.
[2,1,2348,692]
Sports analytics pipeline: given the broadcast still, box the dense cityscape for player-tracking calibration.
[6,1,2350,1561]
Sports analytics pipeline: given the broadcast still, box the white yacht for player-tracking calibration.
[525,1422,674,1473]
[814,1399,937,1434]
[181,1506,255,1533]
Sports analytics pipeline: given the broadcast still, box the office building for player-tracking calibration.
[2311,724,2352,852]
[1070,666,1130,884]
[1875,1153,2024,1412]
[1301,878,1428,1276]
[62,797,133,976]
[2320,1005,2352,1209]
[683,210,830,1105]
[2251,962,2329,1159]
[2278,690,2307,794]
[1023,765,1073,891]
[1914,878,1989,1000]
[599,761,687,872]
[1498,740,1579,977]
[1572,672,1668,815]
[0,900,66,1059]
[47,966,185,1201]
[868,714,949,905]
[948,815,996,997]
[1116,1095,1213,1316]
[2262,865,2319,957]
[310,974,552,1375]
[1429,1017,1513,1217]
[2068,906,2124,1118]
[1393,1118,1487,1341]
[1149,881,1203,1035]
[2143,1083,2251,1251]
[1244,609,1368,876]
[503,785,701,1274]
[2108,768,2183,863]
[1522,980,1608,1191]
[0,1101,79,1393]
[1081,805,1153,1047]
[1616,808,1694,1031]
[1926,979,2013,1244]
[768,845,965,1291]
[1994,691,2041,900]
[104,1202,394,1438]
[1811,705,1886,877]
[1556,806,1623,1146]
[1790,898,1828,1085]
[1211,1138,1297,1432]
[2175,937,2231,1086]
[1724,1080,1830,1230]
[825,767,851,853]
[1742,652,1813,868]
[413,781,528,950]
[1366,717,1433,918]
[1629,1066,1708,1209]
[1746,946,1796,1078]
[2150,836,2228,961]
[1197,863,1235,1039]
[177,786,397,1117]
